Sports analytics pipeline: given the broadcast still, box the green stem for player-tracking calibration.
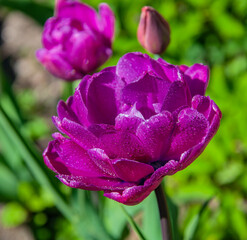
[155,184,173,240]
[62,81,74,101]
[0,105,74,221]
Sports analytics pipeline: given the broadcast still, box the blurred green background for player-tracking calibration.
[0,0,247,239]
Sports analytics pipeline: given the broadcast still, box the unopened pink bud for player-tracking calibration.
[137,6,170,54]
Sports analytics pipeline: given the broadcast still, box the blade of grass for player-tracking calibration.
[0,124,31,181]
[184,198,212,240]
[143,192,162,240]
[120,205,147,240]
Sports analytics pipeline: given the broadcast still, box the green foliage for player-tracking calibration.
[1,202,28,227]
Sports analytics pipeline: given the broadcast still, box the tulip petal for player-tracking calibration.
[66,90,90,126]
[60,118,99,149]
[86,71,118,125]
[57,0,99,32]
[192,95,222,123]
[44,135,113,178]
[161,80,191,112]
[67,31,111,73]
[57,100,79,123]
[184,64,209,97]
[104,160,179,205]
[88,148,117,177]
[98,3,115,41]
[58,174,135,191]
[167,108,208,159]
[99,131,150,162]
[116,52,151,83]
[178,106,221,171]
[122,72,171,118]
[136,111,174,160]
[36,47,83,80]
[115,105,144,133]
[43,140,69,174]
[112,159,154,183]
[157,59,184,83]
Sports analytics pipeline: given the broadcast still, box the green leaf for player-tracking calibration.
[0,161,18,200]
[103,199,127,239]
[184,198,212,240]
[212,13,245,39]
[75,201,115,240]
[215,161,243,185]
[166,194,180,240]
[0,125,31,181]
[143,192,162,240]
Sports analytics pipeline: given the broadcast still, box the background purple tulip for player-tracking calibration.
[36,0,115,81]
[43,52,221,205]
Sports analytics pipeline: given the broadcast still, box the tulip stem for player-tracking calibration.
[155,184,172,240]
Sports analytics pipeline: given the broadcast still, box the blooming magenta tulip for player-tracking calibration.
[137,6,170,54]
[43,52,221,205]
[36,0,115,81]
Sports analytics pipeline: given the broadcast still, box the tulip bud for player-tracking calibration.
[137,6,170,54]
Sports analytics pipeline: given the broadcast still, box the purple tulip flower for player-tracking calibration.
[36,0,115,81]
[43,52,221,205]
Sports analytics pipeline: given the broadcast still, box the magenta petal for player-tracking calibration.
[67,90,90,126]
[57,100,78,123]
[191,95,211,119]
[58,174,135,191]
[122,72,170,105]
[77,74,94,104]
[42,17,57,49]
[179,65,189,73]
[157,59,184,83]
[192,95,222,123]
[87,71,118,124]
[167,108,208,159]
[43,140,69,174]
[112,159,154,183]
[136,112,174,160]
[46,138,107,177]
[60,118,99,149]
[104,160,179,205]
[115,115,143,133]
[99,131,150,162]
[67,31,111,73]
[36,48,83,80]
[121,72,171,118]
[178,109,221,171]
[57,1,99,32]
[98,3,115,41]
[88,148,117,177]
[161,80,191,112]
[115,105,144,133]
[184,63,209,97]
[116,52,151,83]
